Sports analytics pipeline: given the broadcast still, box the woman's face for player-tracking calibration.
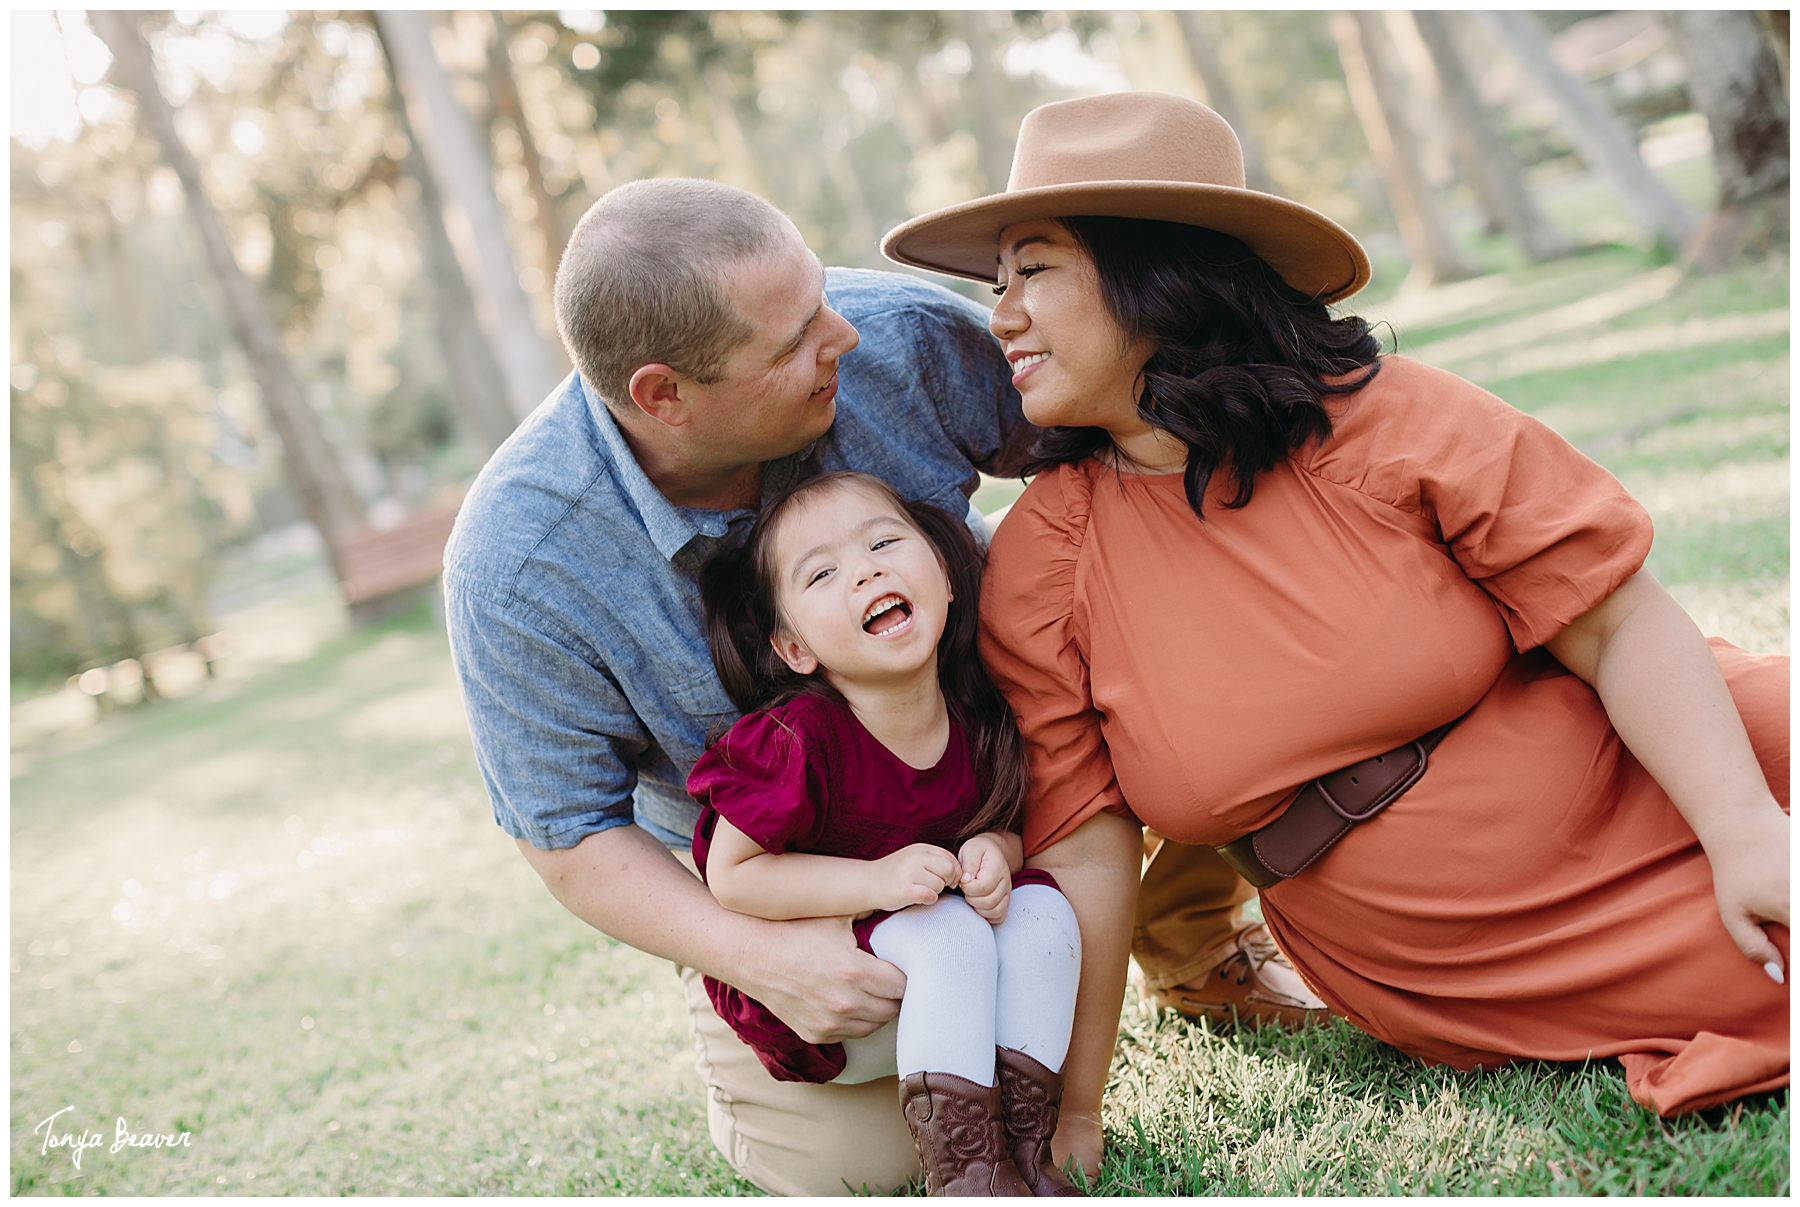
[989,220,1154,436]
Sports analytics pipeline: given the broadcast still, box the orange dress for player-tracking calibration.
[980,356,1788,1116]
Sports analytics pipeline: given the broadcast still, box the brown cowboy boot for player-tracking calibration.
[995,1047,1085,1196]
[899,1070,1034,1196]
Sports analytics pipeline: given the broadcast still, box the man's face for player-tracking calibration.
[679,227,861,471]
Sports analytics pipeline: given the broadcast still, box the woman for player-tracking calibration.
[882,92,1788,1176]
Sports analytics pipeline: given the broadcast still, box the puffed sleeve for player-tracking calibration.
[979,467,1129,857]
[1311,356,1654,651]
[686,700,833,856]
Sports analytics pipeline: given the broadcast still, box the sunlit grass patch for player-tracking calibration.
[1646,513,1790,587]
[11,607,754,1197]
[1095,1003,1790,1196]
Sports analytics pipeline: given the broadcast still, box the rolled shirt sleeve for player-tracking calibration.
[447,580,647,849]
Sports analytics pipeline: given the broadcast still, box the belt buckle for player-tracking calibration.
[1313,740,1429,823]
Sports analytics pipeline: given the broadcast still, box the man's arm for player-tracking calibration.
[516,826,906,1041]
[446,580,906,1039]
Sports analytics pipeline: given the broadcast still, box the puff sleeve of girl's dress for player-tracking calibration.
[1309,356,1654,652]
[686,701,833,856]
[979,466,1129,857]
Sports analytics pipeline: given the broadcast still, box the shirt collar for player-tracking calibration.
[580,374,815,565]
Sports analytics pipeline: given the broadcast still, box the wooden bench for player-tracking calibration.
[337,498,463,622]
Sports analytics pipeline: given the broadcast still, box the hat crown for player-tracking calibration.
[1007,92,1246,193]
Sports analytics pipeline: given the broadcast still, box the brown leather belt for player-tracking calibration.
[1215,720,1459,889]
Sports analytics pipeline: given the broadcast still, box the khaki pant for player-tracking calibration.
[1133,833,1257,990]
[677,964,920,1195]
[673,837,1253,1194]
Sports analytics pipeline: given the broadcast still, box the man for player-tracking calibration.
[444,177,1320,1195]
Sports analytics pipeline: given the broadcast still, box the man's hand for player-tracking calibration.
[872,842,962,911]
[958,832,1015,923]
[514,827,904,1044]
[738,914,908,1043]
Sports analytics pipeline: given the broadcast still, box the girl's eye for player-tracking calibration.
[871,537,898,551]
[806,566,833,586]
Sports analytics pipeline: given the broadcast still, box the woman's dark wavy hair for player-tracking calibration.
[699,471,1030,841]
[1025,216,1383,519]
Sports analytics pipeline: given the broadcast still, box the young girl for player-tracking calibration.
[688,471,1084,1198]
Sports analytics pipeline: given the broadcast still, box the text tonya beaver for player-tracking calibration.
[34,1105,194,1169]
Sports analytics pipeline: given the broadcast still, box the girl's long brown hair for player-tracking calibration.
[699,472,1030,842]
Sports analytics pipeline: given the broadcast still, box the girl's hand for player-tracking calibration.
[1703,799,1790,980]
[874,843,961,911]
[957,833,1015,924]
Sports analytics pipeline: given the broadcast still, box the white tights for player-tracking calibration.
[837,884,1081,1087]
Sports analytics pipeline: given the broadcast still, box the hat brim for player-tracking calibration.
[881,181,1371,305]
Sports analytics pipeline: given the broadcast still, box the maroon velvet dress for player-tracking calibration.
[688,691,1055,1083]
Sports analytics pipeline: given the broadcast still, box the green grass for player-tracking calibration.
[13,242,1788,1195]
[1099,1005,1788,1196]
[12,604,756,1196]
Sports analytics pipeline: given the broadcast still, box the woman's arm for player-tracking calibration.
[705,816,964,920]
[1024,809,1143,1180]
[1546,570,1789,976]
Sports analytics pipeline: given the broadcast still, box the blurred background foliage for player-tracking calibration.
[9,9,1784,697]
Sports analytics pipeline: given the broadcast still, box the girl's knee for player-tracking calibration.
[871,894,997,973]
[995,886,1081,965]
[1008,884,1079,936]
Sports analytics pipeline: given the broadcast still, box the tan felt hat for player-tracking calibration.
[882,91,1371,305]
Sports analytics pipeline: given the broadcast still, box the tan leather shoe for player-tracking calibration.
[1148,925,1330,1030]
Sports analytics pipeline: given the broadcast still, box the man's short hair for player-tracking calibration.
[553,178,791,410]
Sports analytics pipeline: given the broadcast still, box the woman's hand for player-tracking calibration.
[1026,810,1143,1184]
[1701,800,1790,978]
[957,832,1019,923]
[872,842,962,911]
[1050,1109,1104,1183]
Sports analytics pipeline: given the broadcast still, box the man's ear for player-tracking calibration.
[627,364,691,427]
[769,630,819,677]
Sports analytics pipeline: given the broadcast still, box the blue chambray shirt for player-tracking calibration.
[444,268,1032,852]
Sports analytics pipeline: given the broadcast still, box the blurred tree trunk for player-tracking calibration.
[1483,10,1695,251]
[371,22,517,460]
[960,12,1012,192]
[1756,11,1789,90]
[1172,11,1277,193]
[703,65,766,195]
[1667,10,1790,269]
[91,10,364,579]
[1332,10,1479,290]
[895,44,952,150]
[486,12,571,273]
[1410,11,1576,262]
[378,10,564,422]
[103,223,153,361]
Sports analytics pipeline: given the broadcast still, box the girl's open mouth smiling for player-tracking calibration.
[861,593,914,636]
